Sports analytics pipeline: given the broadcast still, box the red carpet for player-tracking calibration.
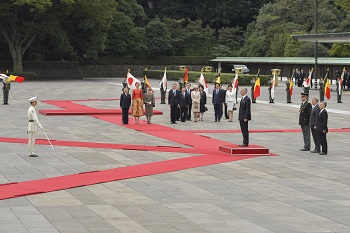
[0,98,274,200]
[0,137,197,154]
[40,109,163,116]
[0,154,256,200]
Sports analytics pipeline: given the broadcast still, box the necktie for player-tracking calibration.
[187,89,190,94]
[183,92,185,98]
[216,90,218,95]
[174,90,176,96]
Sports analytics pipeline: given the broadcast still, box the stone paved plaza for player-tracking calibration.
[1,77,350,233]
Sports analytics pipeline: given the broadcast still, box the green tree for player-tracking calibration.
[145,17,172,56]
[329,44,350,57]
[242,0,345,57]
[0,0,117,72]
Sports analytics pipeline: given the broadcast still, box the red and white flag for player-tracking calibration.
[198,72,208,94]
[271,74,276,99]
[127,70,141,89]
[232,72,239,93]
[339,67,345,95]
[303,69,313,88]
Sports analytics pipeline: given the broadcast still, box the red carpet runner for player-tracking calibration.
[0,99,273,200]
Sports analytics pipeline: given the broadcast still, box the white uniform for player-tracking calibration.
[28,105,42,155]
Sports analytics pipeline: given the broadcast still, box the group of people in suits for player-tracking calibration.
[120,82,155,125]
[168,82,207,123]
[299,93,328,155]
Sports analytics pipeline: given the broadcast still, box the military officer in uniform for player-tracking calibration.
[160,81,166,104]
[286,77,292,103]
[122,78,128,91]
[141,77,147,94]
[27,97,43,157]
[268,77,274,103]
[299,93,312,151]
[178,77,185,90]
[336,77,343,103]
[319,77,325,101]
[250,77,256,103]
[2,81,10,105]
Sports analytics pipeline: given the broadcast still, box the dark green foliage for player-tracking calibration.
[143,70,271,86]
[86,56,215,65]
[6,72,38,80]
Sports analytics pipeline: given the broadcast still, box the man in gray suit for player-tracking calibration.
[309,97,320,153]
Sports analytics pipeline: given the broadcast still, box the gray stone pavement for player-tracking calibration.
[0,77,350,232]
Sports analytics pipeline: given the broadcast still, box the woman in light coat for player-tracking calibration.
[191,85,200,122]
[225,84,235,122]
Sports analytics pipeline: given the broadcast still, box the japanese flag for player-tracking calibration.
[127,71,141,89]
[198,72,208,94]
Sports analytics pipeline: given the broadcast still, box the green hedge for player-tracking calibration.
[0,61,80,69]
[3,72,39,80]
[143,70,271,86]
[84,56,215,65]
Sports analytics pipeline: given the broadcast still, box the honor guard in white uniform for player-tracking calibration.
[27,97,43,157]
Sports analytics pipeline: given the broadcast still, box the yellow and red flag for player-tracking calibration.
[183,68,188,84]
[7,75,25,83]
[144,75,154,93]
[254,69,261,99]
[325,79,331,100]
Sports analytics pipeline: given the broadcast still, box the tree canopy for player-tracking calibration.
[1,0,350,72]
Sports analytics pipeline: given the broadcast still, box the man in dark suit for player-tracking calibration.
[309,97,320,153]
[299,93,312,151]
[168,83,180,124]
[238,87,251,147]
[179,87,190,122]
[2,81,10,105]
[316,101,328,155]
[212,83,224,122]
[120,87,131,124]
[185,83,192,120]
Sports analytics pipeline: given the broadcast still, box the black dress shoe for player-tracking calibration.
[319,152,327,155]
[300,148,310,151]
[310,150,320,153]
[29,154,38,157]
[214,120,217,122]
[239,144,248,147]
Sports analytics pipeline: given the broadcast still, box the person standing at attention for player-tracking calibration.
[212,83,224,122]
[299,93,312,151]
[225,84,235,122]
[143,87,155,124]
[120,87,131,125]
[199,85,207,121]
[316,101,328,155]
[309,97,320,153]
[131,82,144,124]
[168,83,180,124]
[191,85,200,122]
[238,88,251,147]
[27,97,43,157]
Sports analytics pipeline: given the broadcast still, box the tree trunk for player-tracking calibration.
[12,47,24,73]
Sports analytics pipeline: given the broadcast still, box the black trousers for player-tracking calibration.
[3,90,9,103]
[176,106,180,120]
[337,93,342,103]
[214,103,223,121]
[310,126,320,151]
[187,104,192,120]
[319,90,324,102]
[286,90,291,103]
[170,105,177,123]
[122,108,129,124]
[224,104,228,119]
[318,131,327,153]
[180,107,188,122]
[239,120,249,145]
